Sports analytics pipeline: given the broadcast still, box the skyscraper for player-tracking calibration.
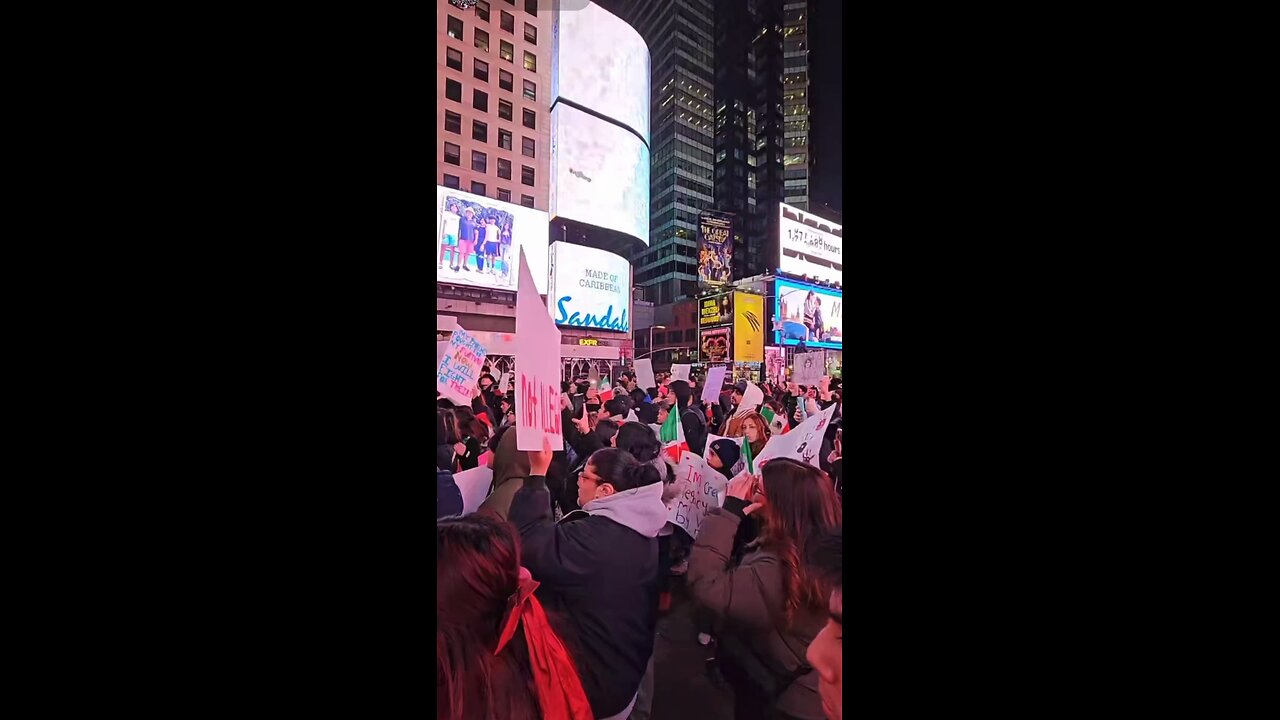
[598,0,716,305]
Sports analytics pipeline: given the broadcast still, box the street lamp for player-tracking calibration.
[648,325,666,358]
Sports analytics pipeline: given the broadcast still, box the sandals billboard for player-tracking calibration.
[546,241,632,334]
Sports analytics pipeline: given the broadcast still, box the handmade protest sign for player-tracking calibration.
[515,248,564,451]
[668,451,729,538]
[634,359,656,391]
[701,366,727,404]
[754,402,837,470]
[452,465,494,516]
[437,341,449,373]
[498,372,513,394]
[792,350,825,387]
[436,328,488,406]
[670,364,691,383]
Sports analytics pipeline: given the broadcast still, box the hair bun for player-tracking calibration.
[627,460,661,488]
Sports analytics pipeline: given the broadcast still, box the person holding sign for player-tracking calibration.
[508,442,669,720]
[686,458,841,720]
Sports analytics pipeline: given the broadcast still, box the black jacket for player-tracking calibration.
[680,404,708,457]
[436,469,463,518]
[509,475,664,718]
[436,443,456,474]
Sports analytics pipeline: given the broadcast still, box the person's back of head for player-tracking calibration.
[586,448,661,492]
[603,397,629,418]
[438,409,462,445]
[669,380,692,409]
[614,422,662,464]
[594,418,620,445]
[758,458,842,622]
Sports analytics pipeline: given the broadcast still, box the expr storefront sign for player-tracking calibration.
[547,241,632,334]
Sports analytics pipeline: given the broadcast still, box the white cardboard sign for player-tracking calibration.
[792,351,825,387]
[515,248,565,451]
[452,465,494,516]
[701,366,727,405]
[667,451,729,538]
[670,364,691,383]
[634,359,656,391]
[754,402,837,470]
[498,372,513,394]
[436,328,489,406]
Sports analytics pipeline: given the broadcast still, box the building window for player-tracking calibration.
[473,88,488,112]
[472,151,488,173]
[522,136,535,158]
[444,142,461,165]
[521,165,535,186]
[474,28,489,52]
[522,108,536,129]
[443,173,460,189]
[686,329,695,341]
[447,15,463,40]
[444,111,461,134]
[474,59,489,82]
[499,69,513,91]
[500,40,514,62]
[473,119,488,142]
[521,194,535,208]
[446,47,462,71]
[476,0,491,21]
[499,129,513,150]
[498,99,513,121]
[523,51,537,72]
[523,80,536,101]
[524,23,537,44]
[498,158,512,179]
[472,181,487,196]
[525,0,538,14]
[498,188,511,202]
[653,332,665,344]
[445,78,462,102]
[501,11,515,33]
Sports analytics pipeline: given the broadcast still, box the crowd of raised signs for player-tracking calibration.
[437,368,845,720]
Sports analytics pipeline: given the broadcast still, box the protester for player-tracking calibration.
[437,409,465,473]
[437,513,593,720]
[668,380,708,456]
[805,526,843,720]
[437,467,463,519]
[686,458,841,720]
[707,438,741,475]
[452,406,487,471]
[477,425,530,520]
[509,443,668,720]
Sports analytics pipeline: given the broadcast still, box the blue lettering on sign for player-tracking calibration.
[556,296,629,333]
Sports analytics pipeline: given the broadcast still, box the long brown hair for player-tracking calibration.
[758,458,841,624]
[437,515,541,720]
[726,411,771,457]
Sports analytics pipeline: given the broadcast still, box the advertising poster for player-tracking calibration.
[778,202,842,286]
[515,248,565,451]
[774,278,843,349]
[697,211,734,286]
[547,242,632,333]
[699,292,734,328]
[699,327,732,363]
[436,186,549,294]
[765,346,786,385]
[549,104,651,246]
[733,292,765,363]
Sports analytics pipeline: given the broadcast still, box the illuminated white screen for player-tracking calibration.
[436,186,549,294]
[778,202,842,285]
[553,2,650,143]
[547,242,632,333]
[550,104,650,245]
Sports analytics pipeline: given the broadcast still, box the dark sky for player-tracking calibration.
[809,0,843,217]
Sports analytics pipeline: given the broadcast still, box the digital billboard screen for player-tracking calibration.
[437,186,549,294]
[547,241,632,334]
[778,202,842,286]
[698,211,734,286]
[549,103,650,245]
[552,2,650,144]
[774,279,843,349]
[699,326,732,363]
[699,292,733,328]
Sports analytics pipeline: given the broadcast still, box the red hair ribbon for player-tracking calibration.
[495,567,593,720]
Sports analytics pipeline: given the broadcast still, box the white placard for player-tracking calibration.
[754,403,837,470]
[670,364,691,383]
[634,359,655,391]
[515,248,565,451]
[792,351,825,387]
[667,451,729,538]
[436,328,488,407]
[701,366,727,405]
[453,465,494,516]
[497,372,513,394]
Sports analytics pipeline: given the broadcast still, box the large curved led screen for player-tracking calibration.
[779,202,842,286]
[436,186,549,294]
[547,242,632,333]
[552,2,650,144]
[549,104,650,246]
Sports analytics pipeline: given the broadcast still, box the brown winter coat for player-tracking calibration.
[686,501,824,719]
[477,427,530,520]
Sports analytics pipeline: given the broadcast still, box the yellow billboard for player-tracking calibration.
[733,291,764,363]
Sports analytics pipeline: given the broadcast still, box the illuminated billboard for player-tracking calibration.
[774,279,843,349]
[778,202,842,286]
[734,291,765,363]
[700,326,731,363]
[698,211,734,286]
[552,2,650,144]
[549,103,650,245]
[436,186,549,294]
[699,292,733,328]
[547,242,632,333]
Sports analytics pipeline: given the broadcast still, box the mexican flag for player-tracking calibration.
[741,436,755,475]
[659,405,688,463]
[598,379,614,403]
[761,405,789,436]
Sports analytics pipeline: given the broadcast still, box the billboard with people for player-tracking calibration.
[698,211,734,286]
[774,278,843,349]
[436,186,549,294]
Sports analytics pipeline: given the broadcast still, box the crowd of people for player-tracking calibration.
[437,367,844,720]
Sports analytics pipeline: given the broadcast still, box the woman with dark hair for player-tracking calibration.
[438,409,464,473]
[451,406,488,472]
[687,458,841,720]
[509,443,669,720]
[437,514,593,720]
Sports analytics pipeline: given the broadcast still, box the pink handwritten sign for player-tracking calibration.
[436,327,488,406]
[514,248,564,451]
